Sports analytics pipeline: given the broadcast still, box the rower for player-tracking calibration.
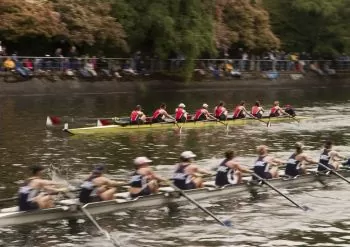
[173,151,211,190]
[284,105,296,117]
[18,165,63,211]
[318,140,345,172]
[285,142,318,177]
[251,101,265,119]
[215,150,251,187]
[233,101,252,119]
[214,101,228,120]
[175,103,188,123]
[129,157,164,198]
[79,165,120,203]
[152,103,176,123]
[269,101,288,117]
[253,145,284,179]
[194,103,217,121]
[130,105,146,124]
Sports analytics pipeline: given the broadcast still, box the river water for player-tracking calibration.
[1,84,350,246]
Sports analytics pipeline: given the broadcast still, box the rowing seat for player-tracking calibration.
[158,187,175,193]
[203,181,216,187]
[114,192,130,199]
[0,206,18,213]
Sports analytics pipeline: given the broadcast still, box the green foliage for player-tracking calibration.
[264,0,350,55]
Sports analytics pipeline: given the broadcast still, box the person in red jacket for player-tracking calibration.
[152,103,176,123]
[175,103,188,123]
[194,103,217,121]
[130,105,146,124]
[233,101,251,119]
[214,101,228,120]
[251,101,265,119]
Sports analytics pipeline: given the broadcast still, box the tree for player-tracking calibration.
[215,0,280,51]
[0,0,65,41]
[264,0,350,55]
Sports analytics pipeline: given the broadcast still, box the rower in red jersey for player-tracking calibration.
[251,101,265,119]
[175,103,188,123]
[130,105,146,124]
[233,101,251,119]
[269,101,288,117]
[152,103,176,123]
[214,101,228,120]
[194,103,217,121]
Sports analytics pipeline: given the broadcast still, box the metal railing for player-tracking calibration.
[1,56,350,74]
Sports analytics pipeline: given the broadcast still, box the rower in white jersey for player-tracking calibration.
[318,140,345,172]
[215,150,251,186]
[284,142,318,177]
[253,145,284,179]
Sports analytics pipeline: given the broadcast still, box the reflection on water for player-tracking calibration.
[1,85,350,246]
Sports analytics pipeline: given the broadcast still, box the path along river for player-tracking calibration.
[1,84,350,246]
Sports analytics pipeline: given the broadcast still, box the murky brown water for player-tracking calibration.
[1,84,350,246]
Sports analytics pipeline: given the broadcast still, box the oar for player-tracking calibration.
[252,173,310,211]
[317,163,350,184]
[168,182,232,226]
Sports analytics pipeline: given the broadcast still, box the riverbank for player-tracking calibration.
[0,72,349,95]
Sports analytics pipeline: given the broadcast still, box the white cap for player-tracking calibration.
[134,156,152,165]
[202,103,208,108]
[178,103,186,108]
[180,151,196,159]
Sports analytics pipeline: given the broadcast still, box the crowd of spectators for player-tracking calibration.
[0,43,349,80]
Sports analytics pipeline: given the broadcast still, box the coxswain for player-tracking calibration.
[129,157,164,198]
[18,165,64,211]
[175,103,188,123]
[173,151,211,190]
[251,101,265,119]
[318,141,345,172]
[215,150,251,186]
[269,101,288,117]
[233,101,253,119]
[130,105,146,124]
[194,103,217,121]
[214,101,228,120]
[253,145,284,179]
[152,103,176,123]
[79,165,121,203]
[285,142,318,177]
[284,105,296,117]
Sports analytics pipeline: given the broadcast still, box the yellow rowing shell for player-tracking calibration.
[64,116,309,135]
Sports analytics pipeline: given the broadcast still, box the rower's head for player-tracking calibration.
[160,103,166,109]
[239,100,245,106]
[225,150,235,160]
[295,142,304,154]
[255,101,261,107]
[92,164,105,175]
[273,101,280,106]
[256,145,268,156]
[134,156,152,168]
[135,105,142,111]
[180,151,196,162]
[219,101,224,107]
[30,165,45,177]
[202,103,208,109]
[285,104,291,109]
[178,103,186,108]
[324,140,333,149]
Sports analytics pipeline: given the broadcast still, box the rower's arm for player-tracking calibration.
[330,151,345,160]
[303,155,318,164]
[232,162,252,173]
[164,111,176,121]
[270,157,285,166]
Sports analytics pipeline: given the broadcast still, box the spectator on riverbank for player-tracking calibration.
[0,41,4,56]
[3,57,15,71]
[68,46,79,70]
[23,58,34,71]
[84,59,97,77]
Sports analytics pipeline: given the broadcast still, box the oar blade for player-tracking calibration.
[222,219,233,227]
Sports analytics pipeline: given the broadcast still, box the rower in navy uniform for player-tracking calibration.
[215,150,251,187]
[253,145,284,179]
[173,151,211,190]
[129,157,164,198]
[285,142,318,177]
[318,141,344,172]
[79,165,121,204]
[18,165,64,211]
